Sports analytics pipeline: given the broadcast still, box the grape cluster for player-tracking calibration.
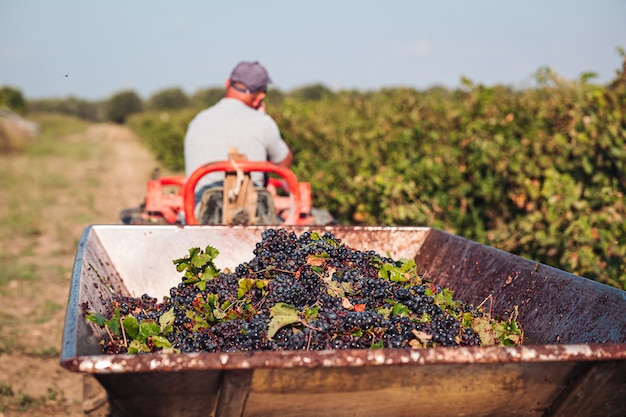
[94,228,506,354]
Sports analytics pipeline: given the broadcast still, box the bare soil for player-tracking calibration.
[0,123,159,416]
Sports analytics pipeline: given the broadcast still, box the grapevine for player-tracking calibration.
[85,228,523,354]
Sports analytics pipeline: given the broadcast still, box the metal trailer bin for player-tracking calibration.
[61,225,626,417]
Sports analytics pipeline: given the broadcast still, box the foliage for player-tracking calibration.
[0,86,27,115]
[288,83,335,101]
[28,96,104,121]
[126,108,196,171]
[127,57,626,290]
[172,245,221,291]
[106,89,143,124]
[191,87,224,109]
[189,86,286,109]
[265,88,286,108]
[147,87,190,111]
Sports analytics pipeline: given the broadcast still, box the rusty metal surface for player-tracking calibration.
[62,343,626,374]
[61,225,626,417]
[414,229,626,344]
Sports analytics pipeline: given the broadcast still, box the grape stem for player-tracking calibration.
[120,317,128,348]
[300,321,322,332]
[306,329,313,351]
[104,325,114,345]
[477,294,494,316]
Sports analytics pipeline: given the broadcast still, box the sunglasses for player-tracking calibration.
[231,81,265,95]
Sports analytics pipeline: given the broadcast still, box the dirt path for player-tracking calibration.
[0,122,160,416]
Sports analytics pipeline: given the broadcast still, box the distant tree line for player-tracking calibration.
[1,52,625,291]
[0,83,335,124]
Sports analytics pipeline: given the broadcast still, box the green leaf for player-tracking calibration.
[122,315,139,339]
[86,312,107,326]
[173,245,221,290]
[311,265,323,274]
[351,328,363,337]
[237,278,268,299]
[376,307,391,319]
[267,302,301,339]
[419,312,431,323]
[159,308,175,332]
[127,339,151,354]
[434,288,459,311]
[186,310,209,331]
[304,305,320,321]
[238,278,254,299]
[391,302,410,317]
[137,321,160,343]
[461,312,474,328]
[377,258,419,283]
[150,335,172,349]
[204,245,220,259]
[105,308,122,336]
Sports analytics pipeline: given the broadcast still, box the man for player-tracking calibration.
[184,61,293,201]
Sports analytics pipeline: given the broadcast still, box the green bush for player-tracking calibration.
[28,96,104,121]
[191,87,224,109]
[106,90,143,124]
[148,87,190,111]
[288,84,335,102]
[127,58,626,290]
[0,86,27,115]
[266,88,286,107]
[126,109,195,171]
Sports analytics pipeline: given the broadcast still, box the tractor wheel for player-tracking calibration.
[118,207,146,225]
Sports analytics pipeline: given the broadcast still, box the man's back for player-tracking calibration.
[184,97,289,189]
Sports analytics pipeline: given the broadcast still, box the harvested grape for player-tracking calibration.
[85,228,523,354]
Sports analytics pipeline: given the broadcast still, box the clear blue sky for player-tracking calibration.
[1,0,625,100]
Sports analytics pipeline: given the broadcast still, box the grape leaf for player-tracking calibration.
[105,308,122,336]
[472,316,498,346]
[151,335,172,349]
[159,308,175,333]
[371,341,384,349]
[306,255,326,267]
[376,307,391,319]
[173,245,221,290]
[434,288,460,311]
[342,297,355,310]
[410,329,433,348]
[127,340,150,354]
[392,302,410,317]
[304,305,320,321]
[186,310,209,331]
[122,315,139,339]
[86,312,106,326]
[267,302,300,339]
[137,321,160,343]
[238,278,269,299]
[377,258,419,283]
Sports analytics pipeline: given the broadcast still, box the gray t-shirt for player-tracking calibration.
[184,98,290,190]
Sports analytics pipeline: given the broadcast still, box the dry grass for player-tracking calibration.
[0,113,157,416]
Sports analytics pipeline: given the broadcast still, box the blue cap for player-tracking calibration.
[230,61,272,93]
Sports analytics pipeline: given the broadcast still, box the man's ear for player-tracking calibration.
[225,78,231,88]
[252,92,266,109]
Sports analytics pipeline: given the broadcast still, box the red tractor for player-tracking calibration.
[119,152,334,226]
